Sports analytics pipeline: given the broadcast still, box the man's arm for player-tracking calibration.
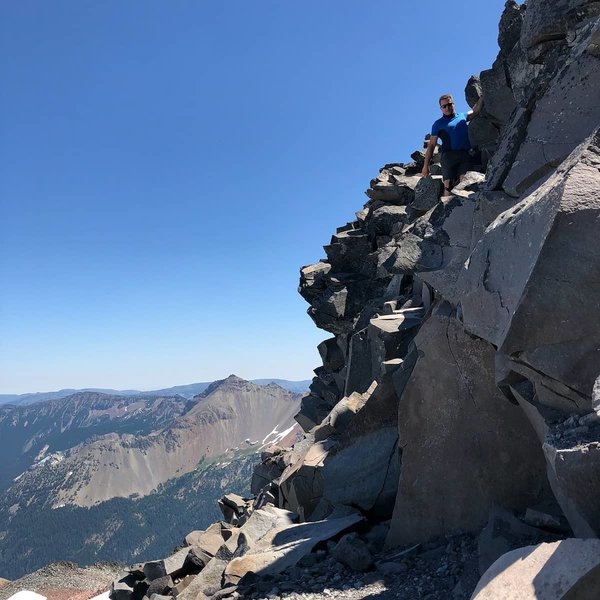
[467,97,484,122]
[421,135,438,177]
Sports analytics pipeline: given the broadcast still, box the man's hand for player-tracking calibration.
[421,134,438,178]
[467,97,484,121]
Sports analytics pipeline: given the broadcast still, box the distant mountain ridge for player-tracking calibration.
[0,377,310,406]
[0,375,302,507]
[0,375,303,577]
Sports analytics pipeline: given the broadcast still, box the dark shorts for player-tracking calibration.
[440,150,475,182]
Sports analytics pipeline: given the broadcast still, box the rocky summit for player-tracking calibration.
[4,1,600,599]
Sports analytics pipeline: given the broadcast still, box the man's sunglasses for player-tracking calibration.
[441,102,454,109]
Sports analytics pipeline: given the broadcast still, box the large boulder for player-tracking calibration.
[477,504,560,575]
[543,419,600,538]
[472,539,600,600]
[479,56,517,125]
[294,392,336,433]
[411,176,443,212]
[383,195,478,306]
[497,0,524,54]
[300,270,387,336]
[324,230,372,273]
[223,514,362,584]
[365,174,420,205]
[281,372,406,520]
[461,129,600,400]
[519,0,600,58]
[386,311,551,548]
[331,533,374,572]
[365,205,409,240]
[277,437,330,519]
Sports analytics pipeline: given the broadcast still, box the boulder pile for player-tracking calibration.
[107,2,600,599]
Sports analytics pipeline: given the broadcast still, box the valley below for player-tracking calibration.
[0,376,304,579]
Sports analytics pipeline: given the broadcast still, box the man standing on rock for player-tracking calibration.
[421,94,483,196]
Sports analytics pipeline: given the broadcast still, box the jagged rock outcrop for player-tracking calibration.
[284,0,600,546]
[100,2,600,599]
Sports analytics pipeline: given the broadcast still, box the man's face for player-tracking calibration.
[440,99,454,115]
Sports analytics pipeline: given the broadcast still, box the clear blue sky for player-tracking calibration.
[0,0,508,393]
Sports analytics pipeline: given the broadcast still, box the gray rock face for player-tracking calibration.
[483,106,530,191]
[176,556,227,599]
[468,116,500,155]
[294,393,336,433]
[468,191,519,252]
[503,42,600,197]
[386,313,550,548]
[498,0,524,53]
[365,174,420,205]
[414,198,476,306]
[366,205,409,240]
[185,526,226,557]
[324,230,372,274]
[520,0,600,56]
[281,375,404,521]
[383,195,477,306]
[321,426,399,517]
[461,130,600,399]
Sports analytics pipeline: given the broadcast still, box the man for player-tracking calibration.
[421,94,483,195]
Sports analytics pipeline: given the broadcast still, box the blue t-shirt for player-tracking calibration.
[431,112,471,152]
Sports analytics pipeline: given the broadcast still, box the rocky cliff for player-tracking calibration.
[286,0,600,543]
[12,2,599,598]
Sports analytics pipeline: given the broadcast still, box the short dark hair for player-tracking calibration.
[439,94,454,105]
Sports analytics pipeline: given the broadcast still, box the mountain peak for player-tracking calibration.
[198,374,249,398]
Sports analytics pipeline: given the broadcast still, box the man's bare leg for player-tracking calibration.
[442,179,452,197]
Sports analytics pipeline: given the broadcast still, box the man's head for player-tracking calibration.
[439,94,455,116]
